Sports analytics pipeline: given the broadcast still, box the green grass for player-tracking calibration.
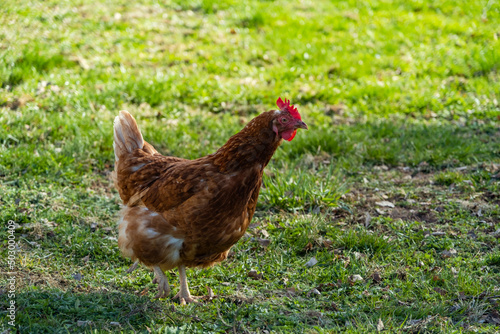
[1,0,499,332]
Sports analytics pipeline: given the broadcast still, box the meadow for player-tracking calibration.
[0,0,499,332]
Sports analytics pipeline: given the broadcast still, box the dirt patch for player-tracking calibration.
[1,95,34,110]
[482,191,500,205]
[389,207,438,224]
[11,271,70,290]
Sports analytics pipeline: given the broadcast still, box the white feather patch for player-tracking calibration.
[145,228,160,238]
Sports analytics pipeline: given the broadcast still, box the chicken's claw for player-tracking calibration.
[173,291,199,304]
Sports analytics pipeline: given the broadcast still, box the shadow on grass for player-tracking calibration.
[6,290,162,333]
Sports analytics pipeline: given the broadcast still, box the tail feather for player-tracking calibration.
[113,111,144,161]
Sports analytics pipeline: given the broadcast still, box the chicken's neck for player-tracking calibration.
[212,115,281,173]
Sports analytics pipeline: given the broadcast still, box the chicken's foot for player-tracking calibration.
[153,266,170,299]
[173,265,199,304]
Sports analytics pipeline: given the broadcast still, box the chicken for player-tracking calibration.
[113,98,307,303]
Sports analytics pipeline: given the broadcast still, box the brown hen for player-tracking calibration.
[113,98,307,303]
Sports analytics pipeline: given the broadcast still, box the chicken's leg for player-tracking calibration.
[126,260,139,273]
[173,265,197,304]
[153,266,170,298]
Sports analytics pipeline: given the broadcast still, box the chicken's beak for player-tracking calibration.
[295,120,308,130]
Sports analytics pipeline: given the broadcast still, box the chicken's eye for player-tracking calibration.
[281,118,288,123]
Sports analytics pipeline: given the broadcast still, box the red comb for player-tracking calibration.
[276,97,301,120]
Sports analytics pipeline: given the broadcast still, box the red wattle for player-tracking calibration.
[282,129,297,141]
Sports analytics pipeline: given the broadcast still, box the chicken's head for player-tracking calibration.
[272,97,308,141]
